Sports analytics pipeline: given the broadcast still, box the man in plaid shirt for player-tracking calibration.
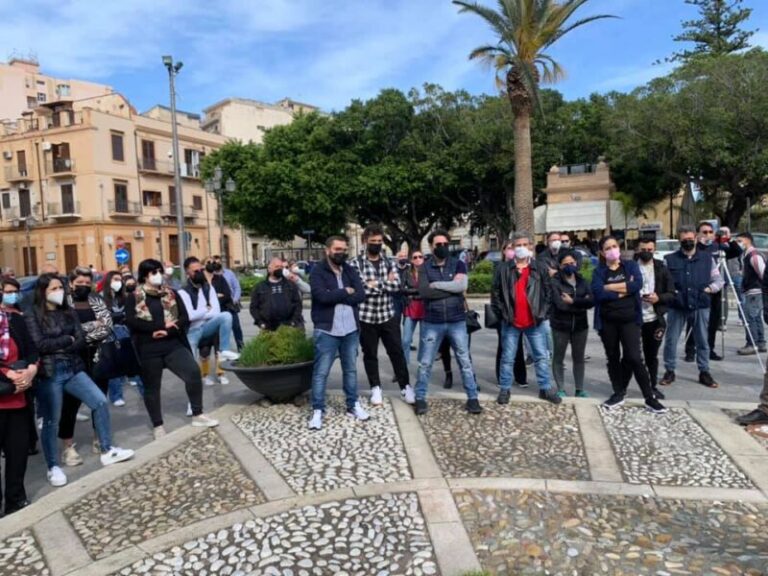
[351,224,414,406]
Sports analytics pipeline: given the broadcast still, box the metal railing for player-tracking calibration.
[107,199,141,215]
[3,165,31,181]
[559,163,597,176]
[4,205,40,221]
[138,157,174,173]
[46,157,75,174]
[47,201,81,216]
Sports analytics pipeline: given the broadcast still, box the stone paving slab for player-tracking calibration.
[111,493,438,576]
[232,398,412,495]
[723,408,768,451]
[0,530,50,576]
[420,400,590,480]
[601,406,753,487]
[454,488,768,576]
[64,430,265,560]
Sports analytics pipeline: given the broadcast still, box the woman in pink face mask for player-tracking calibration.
[591,236,667,414]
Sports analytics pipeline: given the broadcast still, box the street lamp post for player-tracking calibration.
[205,166,236,265]
[162,55,185,265]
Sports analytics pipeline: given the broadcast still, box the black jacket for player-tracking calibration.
[250,278,303,330]
[0,312,39,396]
[491,260,550,326]
[125,289,191,354]
[25,308,86,379]
[549,272,594,333]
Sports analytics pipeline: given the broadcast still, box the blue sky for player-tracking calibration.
[1,0,767,114]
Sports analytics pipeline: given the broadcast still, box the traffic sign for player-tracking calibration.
[115,248,130,264]
[302,229,315,235]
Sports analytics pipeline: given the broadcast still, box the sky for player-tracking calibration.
[1,0,767,115]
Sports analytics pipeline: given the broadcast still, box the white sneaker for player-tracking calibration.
[191,414,219,428]
[76,411,89,422]
[347,401,370,422]
[218,375,230,385]
[218,350,240,361]
[203,376,216,387]
[401,385,416,405]
[47,466,67,487]
[186,403,193,417]
[37,417,43,430]
[100,446,135,466]
[153,425,167,440]
[62,444,83,467]
[113,399,126,407]
[308,409,323,430]
[370,386,383,406]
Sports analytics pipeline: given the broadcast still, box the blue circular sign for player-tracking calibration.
[115,248,130,264]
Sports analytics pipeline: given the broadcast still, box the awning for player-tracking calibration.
[545,200,608,232]
[534,205,548,235]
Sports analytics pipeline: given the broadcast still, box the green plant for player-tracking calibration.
[239,275,265,297]
[239,326,314,367]
[473,259,494,275]
[468,272,493,294]
[579,259,594,282]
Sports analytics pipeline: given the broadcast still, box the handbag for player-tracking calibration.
[93,325,142,380]
[484,303,500,329]
[465,309,482,334]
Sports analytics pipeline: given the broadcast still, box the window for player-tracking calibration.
[37,92,46,103]
[114,182,128,212]
[61,184,75,213]
[56,84,71,97]
[143,190,162,207]
[1,191,10,209]
[26,97,36,109]
[168,186,176,211]
[192,195,203,210]
[111,132,124,162]
[141,140,155,170]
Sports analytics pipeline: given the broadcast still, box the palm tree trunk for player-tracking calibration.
[513,109,534,234]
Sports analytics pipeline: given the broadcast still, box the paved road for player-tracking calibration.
[23,306,765,503]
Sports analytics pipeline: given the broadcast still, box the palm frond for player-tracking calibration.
[535,53,565,84]
[453,1,512,41]
[544,14,619,48]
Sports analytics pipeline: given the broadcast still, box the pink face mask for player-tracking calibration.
[604,247,621,262]
[504,249,515,261]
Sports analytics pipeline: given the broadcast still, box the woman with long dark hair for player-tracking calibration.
[591,236,667,413]
[126,259,218,439]
[27,274,133,488]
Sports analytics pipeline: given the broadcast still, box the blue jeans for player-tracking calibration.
[36,362,112,469]
[499,323,552,391]
[108,376,145,401]
[187,313,234,359]
[311,330,360,411]
[664,307,710,373]
[415,321,478,401]
[402,317,421,364]
[743,292,765,347]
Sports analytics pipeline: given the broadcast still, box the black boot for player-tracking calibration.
[443,370,453,389]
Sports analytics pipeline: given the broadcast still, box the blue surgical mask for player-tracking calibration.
[2,292,19,306]
[562,264,579,276]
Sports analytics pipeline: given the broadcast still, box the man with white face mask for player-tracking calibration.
[492,231,560,405]
[536,231,562,278]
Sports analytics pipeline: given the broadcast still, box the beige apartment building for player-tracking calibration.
[0,88,249,276]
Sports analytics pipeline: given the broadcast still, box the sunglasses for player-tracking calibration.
[412,255,424,260]
[701,230,714,235]
[434,243,449,247]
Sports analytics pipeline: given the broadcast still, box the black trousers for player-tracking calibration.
[230,310,244,350]
[360,316,410,389]
[600,320,654,400]
[25,390,37,447]
[622,319,664,390]
[496,328,527,384]
[0,408,29,514]
[141,346,204,427]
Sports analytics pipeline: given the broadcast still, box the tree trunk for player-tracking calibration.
[513,109,534,234]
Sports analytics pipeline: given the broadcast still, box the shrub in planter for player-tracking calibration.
[238,275,265,297]
[473,259,494,275]
[239,326,314,367]
[468,273,493,294]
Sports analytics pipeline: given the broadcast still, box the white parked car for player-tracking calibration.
[654,239,680,261]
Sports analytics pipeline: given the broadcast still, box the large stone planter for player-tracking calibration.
[220,360,313,403]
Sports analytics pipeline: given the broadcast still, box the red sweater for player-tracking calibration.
[0,339,26,409]
[512,266,535,330]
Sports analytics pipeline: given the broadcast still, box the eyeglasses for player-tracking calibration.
[412,255,424,260]
[434,243,449,247]
[701,230,714,235]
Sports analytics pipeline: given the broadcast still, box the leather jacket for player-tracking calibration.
[491,259,550,326]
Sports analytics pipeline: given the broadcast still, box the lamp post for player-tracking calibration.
[162,55,185,265]
[205,166,235,265]
[12,215,37,275]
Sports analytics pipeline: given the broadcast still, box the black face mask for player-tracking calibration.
[433,245,449,260]
[192,270,206,284]
[330,253,347,266]
[205,263,216,273]
[125,283,136,293]
[367,243,383,256]
[271,269,284,279]
[637,251,654,262]
[213,262,223,272]
[73,285,91,301]
[681,239,696,252]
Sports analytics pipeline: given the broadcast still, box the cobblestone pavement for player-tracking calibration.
[232,398,412,494]
[420,400,590,480]
[64,430,265,559]
[723,409,768,451]
[0,530,50,576]
[113,493,438,576]
[455,488,768,576]
[601,406,753,487]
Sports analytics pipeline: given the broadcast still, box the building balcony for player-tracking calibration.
[180,163,201,179]
[108,200,141,217]
[163,204,198,220]
[46,158,75,176]
[3,205,41,224]
[47,201,81,220]
[3,165,33,183]
[138,157,174,174]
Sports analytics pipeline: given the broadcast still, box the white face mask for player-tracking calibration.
[164,267,174,277]
[46,290,65,306]
[110,280,123,293]
[737,240,746,251]
[549,240,562,252]
[561,240,570,247]
[514,246,531,260]
[149,272,164,287]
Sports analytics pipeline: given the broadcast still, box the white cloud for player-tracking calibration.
[595,61,675,92]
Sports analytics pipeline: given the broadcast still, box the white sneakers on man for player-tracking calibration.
[191,414,219,428]
[308,409,323,430]
[100,446,135,466]
[47,466,67,487]
[61,444,83,467]
[347,401,371,421]
[218,350,240,361]
[203,376,216,387]
[401,385,416,405]
[370,386,383,406]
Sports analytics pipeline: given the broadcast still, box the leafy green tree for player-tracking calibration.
[668,0,756,63]
[453,0,615,233]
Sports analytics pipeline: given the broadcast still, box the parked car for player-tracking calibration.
[655,239,680,261]
[480,251,502,263]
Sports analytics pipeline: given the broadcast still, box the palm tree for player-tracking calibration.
[454,0,615,233]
